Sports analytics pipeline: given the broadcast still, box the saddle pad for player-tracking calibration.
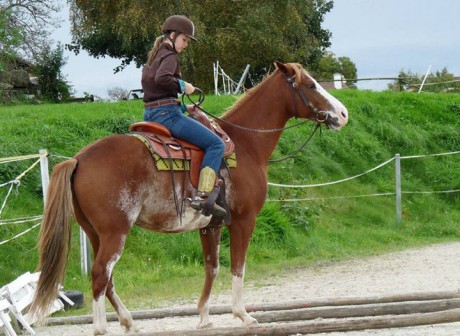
[153,152,237,171]
[129,133,237,171]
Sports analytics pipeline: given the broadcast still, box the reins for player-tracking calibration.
[182,73,328,162]
[182,88,311,133]
[268,124,321,163]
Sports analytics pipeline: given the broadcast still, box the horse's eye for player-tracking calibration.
[308,83,316,89]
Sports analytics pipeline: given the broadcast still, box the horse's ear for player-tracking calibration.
[274,61,291,75]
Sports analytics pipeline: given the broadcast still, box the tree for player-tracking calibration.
[316,52,357,88]
[338,56,357,88]
[68,0,334,91]
[35,43,72,102]
[388,68,460,93]
[0,8,22,70]
[0,0,60,61]
[107,86,129,101]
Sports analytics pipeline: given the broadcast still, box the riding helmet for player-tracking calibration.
[162,15,197,41]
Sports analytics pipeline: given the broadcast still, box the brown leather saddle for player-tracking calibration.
[129,121,235,188]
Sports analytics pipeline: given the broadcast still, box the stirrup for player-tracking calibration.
[190,195,227,217]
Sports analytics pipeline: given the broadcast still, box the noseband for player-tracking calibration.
[284,74,331,124]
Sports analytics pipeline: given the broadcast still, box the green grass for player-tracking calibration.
[1,90,460,315]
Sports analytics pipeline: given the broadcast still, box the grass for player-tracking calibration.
[1,90,460,315]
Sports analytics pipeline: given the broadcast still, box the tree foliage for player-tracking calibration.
[107,86,129,101]
[316,52,357,88]
[0,8,22,69]
[388,68,460,93]
[0,0,60,60]
[68,0,334,91]
[35,43,72,102]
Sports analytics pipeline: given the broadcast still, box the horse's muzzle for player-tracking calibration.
[324,108,348,130]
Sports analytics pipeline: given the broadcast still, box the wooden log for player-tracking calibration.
[253,298,460,323]
[45,290,460,326]
[117,308,460,336]
[244,290,460,313]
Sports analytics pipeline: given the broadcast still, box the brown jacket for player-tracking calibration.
[142,43,182,102]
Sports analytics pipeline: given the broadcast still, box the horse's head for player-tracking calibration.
[275,62,348,130]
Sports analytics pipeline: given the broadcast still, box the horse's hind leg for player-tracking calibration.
[91,234,128,335]
[75,201,136,334]
[197,228,222,329]
[106,275,138,332]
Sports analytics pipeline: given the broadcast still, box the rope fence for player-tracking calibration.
[0,151,48,246]
[267,150,460,189]
[267,150,460,223]
[0,150,92,274]
[267,157,395,188]
[0,149,458,257]
[0,153,43,164]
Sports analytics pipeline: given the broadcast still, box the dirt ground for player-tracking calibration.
[33,241,460,335]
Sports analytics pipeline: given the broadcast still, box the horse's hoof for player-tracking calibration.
[197,321,213,329]
[244,317,258,327]
[126,323,141,333]
[93,329,108,336]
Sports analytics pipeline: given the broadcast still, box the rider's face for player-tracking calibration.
[173,33,190,53]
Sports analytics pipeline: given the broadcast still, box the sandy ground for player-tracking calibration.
[32,242,460,335]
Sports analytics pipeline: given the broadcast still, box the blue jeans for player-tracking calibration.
[144,104,225,173]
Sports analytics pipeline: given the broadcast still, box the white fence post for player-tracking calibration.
[234,64,250,94]
[418,65,432,93]
[395,154,402,224]
[213,62,219,95]
[80,228,91,276]
[39,149,49,205]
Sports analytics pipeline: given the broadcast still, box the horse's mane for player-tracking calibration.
[223,63,305,117]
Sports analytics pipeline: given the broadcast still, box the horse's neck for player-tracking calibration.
[222,79,291,164]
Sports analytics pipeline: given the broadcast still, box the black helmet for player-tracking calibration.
[162,15,197,41]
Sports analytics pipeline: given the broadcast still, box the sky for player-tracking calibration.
[323,0,460,90]
[52,0,460,98]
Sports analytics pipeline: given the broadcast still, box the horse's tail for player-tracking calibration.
[29,158,78,323]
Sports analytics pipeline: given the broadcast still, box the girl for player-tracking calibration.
[142,15,226,217]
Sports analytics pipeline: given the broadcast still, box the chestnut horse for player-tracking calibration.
[30,62,348,335]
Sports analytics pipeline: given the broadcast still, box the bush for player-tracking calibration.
[36,43,72,102]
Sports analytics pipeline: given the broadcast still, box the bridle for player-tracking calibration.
[283,73,332,124]
[183,73,335,162]
[185,73,333,132]
[183,88,311,133]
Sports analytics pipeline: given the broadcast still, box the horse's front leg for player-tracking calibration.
[229,219,258,326]
[197,227,222,329]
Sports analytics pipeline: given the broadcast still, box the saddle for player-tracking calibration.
[129,121,236,189]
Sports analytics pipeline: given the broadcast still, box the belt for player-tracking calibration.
[144,99,179,109]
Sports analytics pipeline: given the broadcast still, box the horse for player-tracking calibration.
[29,62,348,335]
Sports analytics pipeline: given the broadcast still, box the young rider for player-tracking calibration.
[141,15,226,217]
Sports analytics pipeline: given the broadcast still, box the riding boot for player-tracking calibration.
[190,167,227,217]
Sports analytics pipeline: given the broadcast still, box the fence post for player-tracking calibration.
[234,64,250,94]
[418,65,432,93]
[395,154,402,224]
[213,62,219,95]
[39,149,49,205]
[80,228,92,276]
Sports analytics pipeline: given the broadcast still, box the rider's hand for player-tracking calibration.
[184,82,195,95]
